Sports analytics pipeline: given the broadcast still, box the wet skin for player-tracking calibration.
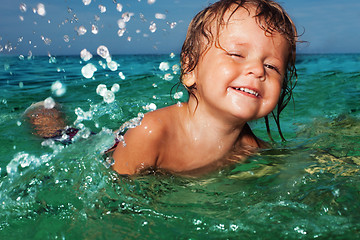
[112,6,290,176]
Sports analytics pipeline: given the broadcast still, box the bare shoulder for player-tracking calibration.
[112,105,175,175]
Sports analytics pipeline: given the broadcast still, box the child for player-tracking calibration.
[111,0,298,175]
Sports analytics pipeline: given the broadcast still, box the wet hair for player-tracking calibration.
[179,0,298,141]
[23,102,67,138]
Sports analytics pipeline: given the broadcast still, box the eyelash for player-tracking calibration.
[264,64,280,74]
[229,53,243,58]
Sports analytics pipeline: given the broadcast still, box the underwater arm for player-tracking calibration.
[112,114,164,175]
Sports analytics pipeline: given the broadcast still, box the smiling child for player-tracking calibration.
[111,0,298,175]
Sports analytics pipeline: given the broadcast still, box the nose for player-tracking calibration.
[244,60,265,81]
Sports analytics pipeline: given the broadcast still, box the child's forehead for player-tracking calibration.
[222,5,258,26]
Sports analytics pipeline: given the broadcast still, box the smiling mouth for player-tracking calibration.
[231,87,259,97]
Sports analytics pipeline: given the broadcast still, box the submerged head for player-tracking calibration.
[24,101,67,138]
[180,0,298,139]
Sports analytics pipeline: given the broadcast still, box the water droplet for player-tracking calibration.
[147,0,156,4]
[169,22,177,29]
[97,45,110,59]
[76,26,87,36]
[174,91,183,99]
[103,90,115,103]
[44,97,55,109]
[36,3,46,16]
[143,103,157,111]
[41,36,51,45]
[91,24,98,34]
[140,13,146,22]
[83,0,91,6]
[98,5,106,13]
[155,13,166,20]
[63,35,70,42]
[122,12,134,22]
[19,3,27,12]
[107,61,118,71]
[127,37,132,42]
[117,19,126,29]
[19,15,24,21]
[117,28,126,37]
[4,64,10,71]
[170,52,175,58]
[96,84,107,96]
[118,72,125,80]
[19,82,24,88]
[19,55,24,60]
[116,3,123,12]
[159,62,169,71]
[51,81,66,97]
[80,49,92,61]
[149,22,157,33]
[172,64,180,73]
[81,63,97,79]
[48,56,56,63]
[111,83,120,93]
[81,129,91,139]
[164,73,173,81]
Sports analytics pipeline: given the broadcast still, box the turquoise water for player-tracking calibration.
[0,53,359,239]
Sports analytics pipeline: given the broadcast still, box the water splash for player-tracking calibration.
[164,73,173,81]
[173,91,183,100]
[96,84,107,96]
[118,28,126,37]
[44,97,55,109]
[143,103,157,111]
[96,84,117,104]
[149,22,157,33]
[76,25,87,36]
[81,63,97,79]
[111,84,120,93]
[103,90,115,104]
[122,12,134,23]
[107,61,118,71]
[82,0,91,6]
[91,24,99,34]
[118,72,126,80]
[98,5,106,13]
[159,62,169,71]
[63,35,70,42]
[118,19,126,30]
[155,13,166,20]
[19,3,27,12]
[169,22,177,29]
[51,81,66,97]
[116,3,123,12]
[80,49,93,61]
[36,3,46,16]
[97,45,110,59]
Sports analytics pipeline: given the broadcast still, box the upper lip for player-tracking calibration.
[230,86,261,97]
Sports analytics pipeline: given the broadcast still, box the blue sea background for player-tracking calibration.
[0,53,359,239]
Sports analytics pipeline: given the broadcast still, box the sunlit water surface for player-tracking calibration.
[0,54,359,239]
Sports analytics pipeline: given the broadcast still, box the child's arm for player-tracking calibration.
[111,113,164,175]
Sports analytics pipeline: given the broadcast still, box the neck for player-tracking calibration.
[181,96,247,146]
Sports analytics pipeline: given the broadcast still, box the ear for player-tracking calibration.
[182,71,196,88]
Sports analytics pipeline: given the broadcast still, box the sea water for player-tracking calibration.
[0,53,359,239]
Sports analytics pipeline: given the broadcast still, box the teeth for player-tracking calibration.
[234,87,259,97]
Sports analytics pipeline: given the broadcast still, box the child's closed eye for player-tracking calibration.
[229,53,244,58]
